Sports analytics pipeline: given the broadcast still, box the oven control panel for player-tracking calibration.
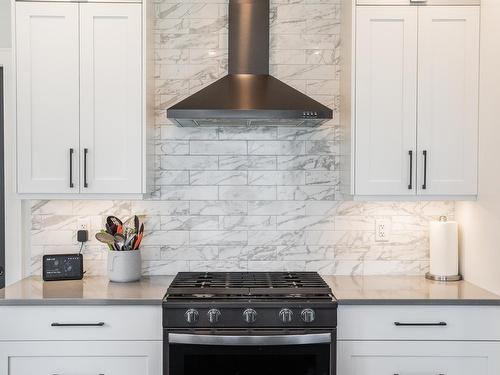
[164,304,336,328]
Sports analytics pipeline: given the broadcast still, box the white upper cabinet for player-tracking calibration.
[16,2,80,194]
[355,7,417,195]
[15,1,146,196]
[342,1,480,198]
[417,6,480,196]
[79,3,142,194]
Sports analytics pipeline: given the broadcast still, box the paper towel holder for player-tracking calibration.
[425,215,462,282]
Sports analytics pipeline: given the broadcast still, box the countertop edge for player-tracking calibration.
[3,298,500,307]
[0,299,163,306]
[336,299,500,306]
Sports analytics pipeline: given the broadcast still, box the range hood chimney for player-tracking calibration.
[166,0,333,127]
[228,0,269,75]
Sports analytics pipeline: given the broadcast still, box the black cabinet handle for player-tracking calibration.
[394,321,447,327]
[69,148,74,188]
[51,322,105,327]
[408,150,413,190]
[422,150,427,189]
[84,148,89,188]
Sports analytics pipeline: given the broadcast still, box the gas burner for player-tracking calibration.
[165,271,333,301]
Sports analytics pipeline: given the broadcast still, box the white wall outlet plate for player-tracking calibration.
[375,218,391,242]
[77,217,91,231]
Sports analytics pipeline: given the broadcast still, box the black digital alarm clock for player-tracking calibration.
[42,254,84,281]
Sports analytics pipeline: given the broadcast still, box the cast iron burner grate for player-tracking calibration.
[166,272,332,300]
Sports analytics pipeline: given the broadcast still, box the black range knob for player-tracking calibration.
[301,308,315,323]
[279,308,293,323]
[207,308,221,324]
[243,308,257,324]
[185,309,199,324]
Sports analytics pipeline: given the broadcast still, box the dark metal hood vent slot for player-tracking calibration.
[166,0,333,127]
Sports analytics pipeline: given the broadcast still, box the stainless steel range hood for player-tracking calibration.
[166,0,333,127]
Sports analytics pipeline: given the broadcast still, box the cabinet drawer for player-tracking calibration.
[1,341,161,375]
[338,305,500,341]
[11,356,145,375]
[338,341,497,375]
[352,354,486,375]
[0,306,161,341]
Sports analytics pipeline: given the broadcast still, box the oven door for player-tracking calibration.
[166,330,335,375]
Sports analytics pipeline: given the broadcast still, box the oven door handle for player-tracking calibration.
[168,333,331,346]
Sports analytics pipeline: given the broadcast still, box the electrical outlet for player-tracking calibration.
[77,217,91,231]
[375,219,391,242]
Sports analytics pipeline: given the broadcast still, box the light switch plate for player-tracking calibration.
[375,218,391,242]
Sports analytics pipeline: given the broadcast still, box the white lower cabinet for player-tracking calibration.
[337,305,500,375]
[1,341,161,375]
[0,305,162,341]
[338,340,500,375]
[0,306,162,375]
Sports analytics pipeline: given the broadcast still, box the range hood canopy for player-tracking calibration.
[166,0,333,127]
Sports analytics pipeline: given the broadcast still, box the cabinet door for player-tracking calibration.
[79,3,142,194]
[417,6,479,196]
[355,7,417,196]
[0,341,161,375]
[338,341,500,375]
[16,2,80,194]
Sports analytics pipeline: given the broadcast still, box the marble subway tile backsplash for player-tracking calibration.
[28,0,455,276]
[30,200,454,276]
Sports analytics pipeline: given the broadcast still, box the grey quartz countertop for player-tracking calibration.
[324,275,500,305]
[0,276,174,305]
[2,275,500,306]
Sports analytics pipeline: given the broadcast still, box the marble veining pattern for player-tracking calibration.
[28,0,454,276]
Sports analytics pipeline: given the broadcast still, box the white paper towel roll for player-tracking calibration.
[429,218,459,277]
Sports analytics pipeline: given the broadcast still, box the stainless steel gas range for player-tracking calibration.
[162,272,337,375]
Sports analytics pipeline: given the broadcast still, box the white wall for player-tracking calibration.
[0,0,11,48]
[456,0,500,295]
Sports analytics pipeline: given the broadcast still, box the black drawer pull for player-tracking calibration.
[83,148,89,188]
[51,322,105,327]
[422,150,428,189]
[394,321,447,327]
[69,148,74,188]
[408,150,413,189]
